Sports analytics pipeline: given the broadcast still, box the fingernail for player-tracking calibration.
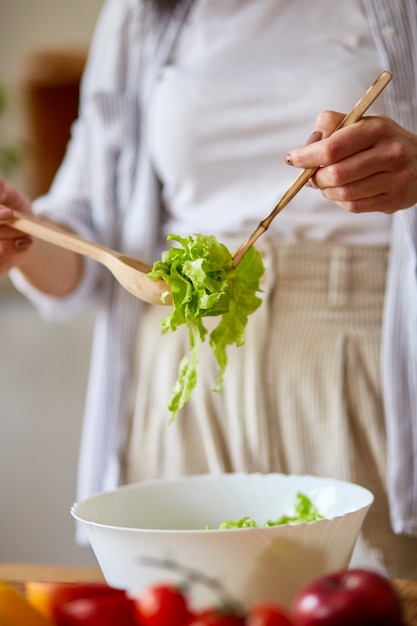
[284,154,293,165]
[15,236,32,249]
[306,130,323,145]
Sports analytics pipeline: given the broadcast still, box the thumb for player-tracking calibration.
[306,110,346,143]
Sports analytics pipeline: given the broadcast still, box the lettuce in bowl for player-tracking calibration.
[207,492,325,530]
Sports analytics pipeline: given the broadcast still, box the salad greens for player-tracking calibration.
[206,492,325,530]
[148,233,264,421]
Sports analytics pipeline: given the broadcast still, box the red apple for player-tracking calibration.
[291,568,404,626]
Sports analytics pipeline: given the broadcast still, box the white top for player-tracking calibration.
[148,0,391,245]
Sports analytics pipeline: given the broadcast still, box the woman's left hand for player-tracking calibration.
[284,112,417,214]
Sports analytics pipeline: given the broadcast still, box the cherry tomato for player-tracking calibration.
[24,581,123,621]
[55,592,137,626]
[245,603,294,626]
[134,584,192,626]
[188,607,245,626]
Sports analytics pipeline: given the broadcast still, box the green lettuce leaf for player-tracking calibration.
[265,492,325,526]
[207,492,325,530]
[148,233,264,421]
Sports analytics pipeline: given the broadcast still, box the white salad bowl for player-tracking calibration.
[71,472,373,610]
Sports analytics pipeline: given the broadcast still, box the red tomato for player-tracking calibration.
[245,603,294,626]
[134,584,192,626]
[24,581,124,621]
[188,607,245,626]
[55,592,137,626]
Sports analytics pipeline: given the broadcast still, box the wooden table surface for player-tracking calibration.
[0,563,416,625]
[0,562,105,588]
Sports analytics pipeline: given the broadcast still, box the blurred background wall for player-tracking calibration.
[0,0,105,565]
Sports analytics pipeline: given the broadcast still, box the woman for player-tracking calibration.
[0,0,416,575]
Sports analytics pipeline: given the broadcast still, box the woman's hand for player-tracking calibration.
[0,180,34,275]
[0,179,82,295]
[284,112,417,214]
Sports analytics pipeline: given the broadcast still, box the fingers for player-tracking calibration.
[310,110,346,139]
[0,236,33,274]
[0,205,14,221]
[284,110,345,165]
[283,113,417,214]
[0,202,33,249]
[0,180,34,272]
[284,115,376,169]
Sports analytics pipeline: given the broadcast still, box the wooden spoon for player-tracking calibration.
[232,70,393,266]
[3,208,170,305]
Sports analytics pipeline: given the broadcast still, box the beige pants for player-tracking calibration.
[125,239,417,577]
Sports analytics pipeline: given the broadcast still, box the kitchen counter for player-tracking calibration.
[0,563,416,624]
[0,562,104,590]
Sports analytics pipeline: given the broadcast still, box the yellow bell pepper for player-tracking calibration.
[0,582,54,626]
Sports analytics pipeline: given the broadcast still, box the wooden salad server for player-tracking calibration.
[3,208,170,305]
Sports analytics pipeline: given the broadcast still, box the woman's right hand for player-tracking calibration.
[0,180,34,275]
[0,179,83,296]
